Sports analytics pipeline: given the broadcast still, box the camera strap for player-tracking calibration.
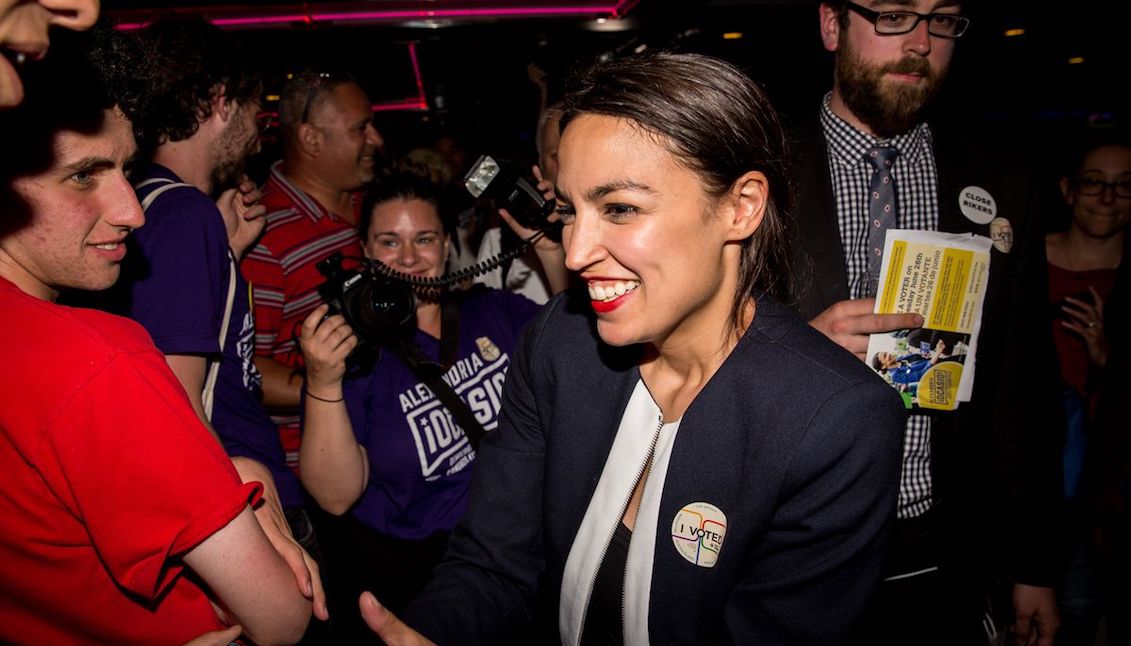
[392,297,487,450]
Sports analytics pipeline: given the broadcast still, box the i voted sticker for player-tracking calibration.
[671,502,727,568]
[958,186,996,225]
[989,217,1013,254]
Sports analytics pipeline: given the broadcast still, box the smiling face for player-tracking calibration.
[1063,144,1131,241]
[309,82,383,191]
[821,0,959,138]
[0,107,143,300]
[557,114,757,350]
[363,196,450,281]
[0,0,98,108]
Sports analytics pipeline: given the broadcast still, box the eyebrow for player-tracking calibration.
[373,229,442,237]
[561,179,658,203]
[62,156,117,173]
[869,0,960,9]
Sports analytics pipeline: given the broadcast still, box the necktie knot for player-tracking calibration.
[866,145,899,171]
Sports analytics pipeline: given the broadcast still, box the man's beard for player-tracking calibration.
[210,155,245,193]
[210,117,256,192]
[836,40,946,139]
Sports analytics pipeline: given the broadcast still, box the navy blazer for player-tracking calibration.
[787,119,1065,589]
[405,292,905,645]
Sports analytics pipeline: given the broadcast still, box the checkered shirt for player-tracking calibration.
[820,94,938,519]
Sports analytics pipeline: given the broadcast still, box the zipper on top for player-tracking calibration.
[577,413,664,644]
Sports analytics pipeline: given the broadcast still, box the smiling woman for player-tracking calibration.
[296,167,548,640]
[354,52,907,646]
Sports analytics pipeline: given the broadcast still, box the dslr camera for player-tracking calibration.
[316,253,417,348]
[463,154,560,238]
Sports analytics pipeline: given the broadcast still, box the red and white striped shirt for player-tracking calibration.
[242,161,363,467]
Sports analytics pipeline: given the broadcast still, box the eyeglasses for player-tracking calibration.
[1073,176,1131,199]
[299,72,334,125]
[845,3,970,38]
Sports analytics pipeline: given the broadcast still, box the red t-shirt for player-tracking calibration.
[0,278,260,645]
[241,161,362,468]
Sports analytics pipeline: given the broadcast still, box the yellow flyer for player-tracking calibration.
[866,230,992,410]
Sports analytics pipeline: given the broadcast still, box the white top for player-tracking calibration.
[559,380,681,645]
[473,227,552,304]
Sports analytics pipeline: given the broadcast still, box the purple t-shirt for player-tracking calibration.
[119,164,302,509]
[340,288,541,540]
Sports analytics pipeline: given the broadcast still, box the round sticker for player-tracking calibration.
[917,362,964,410]
[989,217,1013,254]
[671,502,727,568]
[476,336,501,361]
[958,185,996,225]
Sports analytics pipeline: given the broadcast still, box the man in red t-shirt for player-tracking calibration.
[243,70,381,469]
[0,30,311,645]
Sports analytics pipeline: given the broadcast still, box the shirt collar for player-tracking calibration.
[267,160,334,223]
[819,92,932,168]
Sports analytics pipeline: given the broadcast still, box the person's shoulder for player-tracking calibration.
[742,296,889,390]
[927,117,1031,173]
[139,178,221,229]
[261,190,302,223]
[454,285,541,327]
[464,285,538,309]
[3,287,161,360]
[259,175,307,226]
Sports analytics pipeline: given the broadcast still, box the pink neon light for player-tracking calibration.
[258,97,429,117]
[313,6,618,22]
[371,100,430,112]
[116,4,621,30]
[408,43,427,105]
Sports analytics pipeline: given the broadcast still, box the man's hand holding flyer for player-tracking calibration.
[866,230,993,410]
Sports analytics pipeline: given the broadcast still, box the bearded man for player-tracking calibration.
[103,14,328,631]
[788,2,1064,645]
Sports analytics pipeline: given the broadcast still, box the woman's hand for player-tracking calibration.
[1061,286,1108,367]
[498,165,570,296]
[498,165,560,253]
[300,304,358,395]
[297,304,368,514]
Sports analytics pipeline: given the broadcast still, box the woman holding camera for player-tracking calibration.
[355,52,906,646]
[298,170,562,638]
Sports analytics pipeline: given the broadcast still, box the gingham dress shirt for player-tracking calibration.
[820,94,938,519]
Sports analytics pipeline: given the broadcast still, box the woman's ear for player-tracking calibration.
[725,171,769,242]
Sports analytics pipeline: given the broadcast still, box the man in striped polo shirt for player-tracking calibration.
[243,70,383,469]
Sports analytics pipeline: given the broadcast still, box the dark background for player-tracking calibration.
[103,0,1129,194]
